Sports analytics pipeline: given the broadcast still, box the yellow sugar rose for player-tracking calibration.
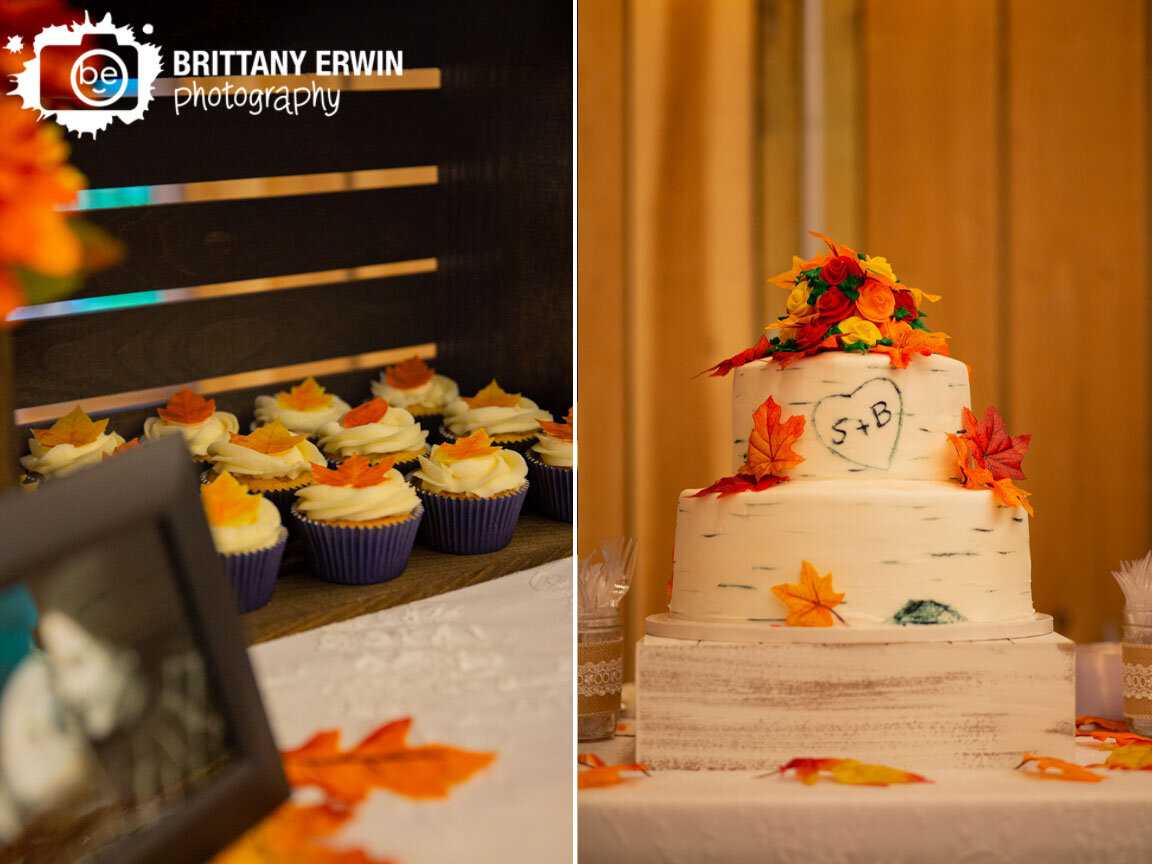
[786,282,813,316]
[864,255,897,284]
[839,316,882,347]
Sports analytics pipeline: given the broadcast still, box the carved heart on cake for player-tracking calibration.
[811,378,903,470]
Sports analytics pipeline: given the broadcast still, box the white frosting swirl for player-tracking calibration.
[532,434,574,468]
[442,397,552,437]
[413,447,528,498]
[207,437,324,479]
[316,407,428,459]
[253,394,350,435]
[144,412,239,457]
[370,373,459,410]
[295,469,420,522]
[209,497,285,555]
[20,432,126,479]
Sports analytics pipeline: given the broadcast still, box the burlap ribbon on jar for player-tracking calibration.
[578,637,623,716]
[1123,642,1152,717]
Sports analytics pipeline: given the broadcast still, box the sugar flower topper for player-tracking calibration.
[310,453,395,488]
[384,355,435,390]
[539,407,575,441]
[947,405,1033,515]
[31,405,108,449]
[701,231,950,376]
[276,376,333,412]
[689,397,804,498]
[771,561,846,627]
[461,380,521,409]
[438,428,502,463]
[202,471,261,526]
[341,398,390,428]
[231,419,307,455]
[157,387,216,425]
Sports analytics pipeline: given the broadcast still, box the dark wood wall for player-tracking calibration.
[12,1,571,445]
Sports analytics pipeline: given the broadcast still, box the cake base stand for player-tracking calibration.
[645,612,1054,643]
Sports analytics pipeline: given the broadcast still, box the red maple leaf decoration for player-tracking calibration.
[687,473,788,499]
[961,405,1030,481]
[696,334,773,378]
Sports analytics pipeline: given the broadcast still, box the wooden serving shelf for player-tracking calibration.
[243,513,572,644]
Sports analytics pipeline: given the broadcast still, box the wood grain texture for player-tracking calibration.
[244,513,571,644]
[636,632,1076,771]
[1005,0,1148,642]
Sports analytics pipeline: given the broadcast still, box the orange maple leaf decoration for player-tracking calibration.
[211,803,395,864]
[158,387,216,425]
[870,321,951,369]
[277,376,334,411]
[539,407,574,441]
[282,718,495,805]
[31,406,108,449]
[577,753,650,790]
[341,398,389,428]
[384,355,435,390]
[202,472,261,526]
[231,419,307,455]
[948,428,1034,516]
[774,757,929,787]
[461,379,521,409]
[771,561,846,627]
[311,454,395,488]
[1016,753,1104,783]
[743,396,805,480]
[102,437,140,460]
[438,428,502,463]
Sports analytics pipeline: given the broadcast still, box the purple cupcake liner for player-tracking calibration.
[222,527,288,613]
[291,502,424,585]
[413,481,528,555]
[437,425,536,455]
[524,451,573,522]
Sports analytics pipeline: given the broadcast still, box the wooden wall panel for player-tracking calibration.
[1006,0,1148,640]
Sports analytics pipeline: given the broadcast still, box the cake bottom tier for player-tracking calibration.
[670,479,1032,626]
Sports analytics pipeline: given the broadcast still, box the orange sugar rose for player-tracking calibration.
[854,279,896,323]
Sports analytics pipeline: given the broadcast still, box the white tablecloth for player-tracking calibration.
[250,558,573,863]
[579,727,1152,864]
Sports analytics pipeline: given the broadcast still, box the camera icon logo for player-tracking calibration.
[11,13,161,137]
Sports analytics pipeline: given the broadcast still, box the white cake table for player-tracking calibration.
[578,724,1152,863]
[249,558,573,863]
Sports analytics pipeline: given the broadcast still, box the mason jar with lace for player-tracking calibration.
[1123,607,1152,736]
[577,608,623,741]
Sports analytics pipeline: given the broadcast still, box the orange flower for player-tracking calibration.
[854,279,896,322]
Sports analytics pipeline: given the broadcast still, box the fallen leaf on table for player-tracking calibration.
[743,396,805,479]
[773,757,929,786]
[1088,730,1152,747]
[31,405,107,448]
[283,718,496,805]
[1076,716,1129,733]
[1105,743,1152,770]
[577,753,649,789]
[771,561,846,627]
[211,803,394,864]
[158,387,216,425]
[1016,753,1104,783]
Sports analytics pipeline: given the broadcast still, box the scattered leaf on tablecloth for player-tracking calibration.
[201,472,261,526]
[577,753,649,789]
[461,379,521,409]
[31,405,107,448]
[1105,743,1152,770]
[282,718,495,805]
[277,376,334,411]
[775,757,929,786]
[311,454,395,488]
[158,387,216,425]
[1016,753,1104,783]
[210,803,394,864]
[438,428,502,463]
[341,398,389,428]
[231,419,307,455]
[771,561,846,627]
[384,355,435,390]
[1090,730,1152,747]
[1076,716,1130,734]
[687,473,787,499]
[743,396,805,479]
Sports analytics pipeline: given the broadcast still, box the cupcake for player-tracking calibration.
[316,398,429,473]
[20,406,126,485]
[201,471,287,612]
[410,429,529,554]
[292,454,424,585]
[525,407,574,522]
[144,387,238,462]
[252,376,350,436]
[205,419,324,520]
[370,356,459,437]
[440,380,553,453]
